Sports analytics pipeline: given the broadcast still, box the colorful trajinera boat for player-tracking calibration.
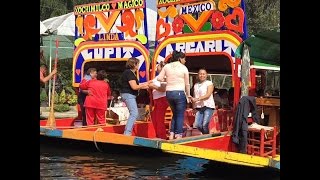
[40,0,280,171]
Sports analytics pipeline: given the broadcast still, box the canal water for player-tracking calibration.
[40,137,280,180]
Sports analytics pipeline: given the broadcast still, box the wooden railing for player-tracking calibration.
[256,97,280,107]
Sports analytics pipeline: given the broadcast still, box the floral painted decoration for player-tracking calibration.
[211,11,225,30]
[172,17,184,34]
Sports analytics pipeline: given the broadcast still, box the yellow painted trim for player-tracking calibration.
[273,155,280,161]
[95,11,121,33]
[63,130,135,145]
[161,143,275,168]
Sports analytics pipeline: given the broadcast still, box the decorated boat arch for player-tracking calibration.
[151,0,248,106]
[72,0,150,87]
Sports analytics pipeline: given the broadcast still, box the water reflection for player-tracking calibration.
[40,154,133,179]
[40,153,208,179]
[40,144,279,180]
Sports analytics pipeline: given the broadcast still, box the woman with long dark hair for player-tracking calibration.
[157,50,191,139]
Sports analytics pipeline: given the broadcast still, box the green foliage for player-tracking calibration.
[59,89,67,104]
[40,88,48,102]
[245,0,280,35]
[40,0,69,21]
[54,104,71,112]
[65,86,75,95]
[40,0,107,21]
[54,91,60,104]
[56,58,73,93]
[210,75,232,89]
[55,58,78,106]
[67,94,78,106]
[56,88,78,106]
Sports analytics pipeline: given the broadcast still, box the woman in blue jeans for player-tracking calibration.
[120,57,149,136]
[157,51,191,139]
[191,68,215,134]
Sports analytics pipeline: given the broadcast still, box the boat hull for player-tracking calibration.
[40,118,280,170]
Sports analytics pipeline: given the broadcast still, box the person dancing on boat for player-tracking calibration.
[80,70,111,126]
[78,68,97,126]
[149,61,169,140]
[120,57,149,136]
[157,51,192,139]
[191,68,215,134]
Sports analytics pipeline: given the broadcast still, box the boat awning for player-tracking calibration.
[40,35,74,60]
[250,62,280,71]
[235,30,280,70]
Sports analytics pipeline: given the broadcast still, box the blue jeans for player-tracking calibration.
[121,93,138,135]
[166,91,187,135]
[195,107,214,134]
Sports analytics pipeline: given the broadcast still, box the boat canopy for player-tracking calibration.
[235,30,280,70]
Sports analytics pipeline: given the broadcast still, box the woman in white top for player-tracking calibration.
[191,68,215,134]
[157,50,191,139]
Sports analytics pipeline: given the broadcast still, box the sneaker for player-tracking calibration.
[175,134,183,139]
[169,132,174,140]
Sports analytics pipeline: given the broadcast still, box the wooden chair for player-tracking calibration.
[247,126,277,158]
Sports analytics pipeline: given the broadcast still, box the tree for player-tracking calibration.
[245,0,280,35]
[40,0,105,21]
[40,0,68,21]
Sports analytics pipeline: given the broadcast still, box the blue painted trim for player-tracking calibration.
[241,0,249,39]
[75,15,78,40]
[269,159,280,170]
[40,127,47,133]
[40,127,63,138]
[143,1,149,50]
[133,137,164,149]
